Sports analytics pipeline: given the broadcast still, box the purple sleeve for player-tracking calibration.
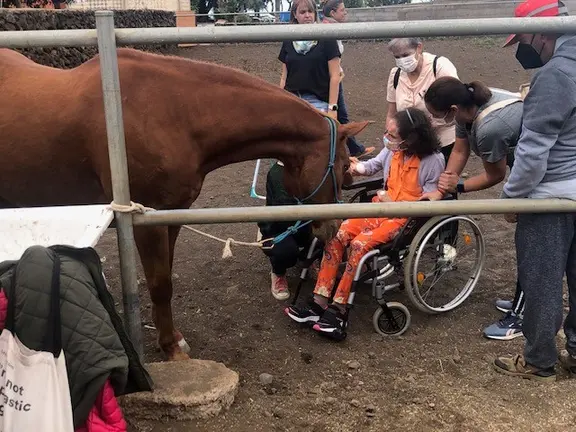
[418,152,446,193]
[359,147,392,178]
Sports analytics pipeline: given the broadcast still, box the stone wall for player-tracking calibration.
[346,0,576,22]
[0,9,177,69]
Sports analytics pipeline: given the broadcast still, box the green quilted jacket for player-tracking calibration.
[0,245,152,428]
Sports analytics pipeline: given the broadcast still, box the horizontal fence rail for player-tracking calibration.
[1,16,576,48]
[132,199,576,226]
[0,29,99,48]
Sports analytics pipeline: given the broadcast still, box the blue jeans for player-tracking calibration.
[294,92,329,112]
[338,82,366,156]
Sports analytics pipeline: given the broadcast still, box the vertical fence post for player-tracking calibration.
[95,10,144,360]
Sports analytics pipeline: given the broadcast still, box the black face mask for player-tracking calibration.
[515,42,545,70]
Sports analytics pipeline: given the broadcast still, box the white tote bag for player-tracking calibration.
[0,254,74,432]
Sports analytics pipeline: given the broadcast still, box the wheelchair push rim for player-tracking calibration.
[404,215,485,314]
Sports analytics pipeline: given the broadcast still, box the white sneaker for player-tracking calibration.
[271,273,290,301]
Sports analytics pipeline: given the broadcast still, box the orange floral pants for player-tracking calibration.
[314,216,407,305]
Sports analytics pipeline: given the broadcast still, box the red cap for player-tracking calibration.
[503,0,569,47]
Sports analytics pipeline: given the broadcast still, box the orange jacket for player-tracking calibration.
[386,151,422,202]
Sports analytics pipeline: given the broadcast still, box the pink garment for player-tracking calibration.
[75,379,127,432]
[0,290,7,330]
[0,289,126,432]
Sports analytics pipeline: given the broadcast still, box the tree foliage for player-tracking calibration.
[193,0,410,20]
[344,0,363,7]
[194,0,267,17]
[219,0,267,13]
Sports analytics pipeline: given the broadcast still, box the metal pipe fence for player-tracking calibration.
[95,11,143,360]
[4,12,576,357]
[1,16,576,48]
[132,199,576,227]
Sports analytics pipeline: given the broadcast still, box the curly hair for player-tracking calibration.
[394,107,440,158]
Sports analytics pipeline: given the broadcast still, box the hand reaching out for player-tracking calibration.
[348,157,366,176]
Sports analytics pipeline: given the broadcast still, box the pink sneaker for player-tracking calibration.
[271,273,290,301]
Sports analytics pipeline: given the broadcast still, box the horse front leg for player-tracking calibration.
[134,225,189,361]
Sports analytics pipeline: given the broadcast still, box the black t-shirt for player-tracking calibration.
[278,40,341,103]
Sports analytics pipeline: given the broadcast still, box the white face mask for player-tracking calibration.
[395,53,419,73]
[383,136,404,153]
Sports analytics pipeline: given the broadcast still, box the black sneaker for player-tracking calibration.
[312,305,348,336]
[284,300,325,324]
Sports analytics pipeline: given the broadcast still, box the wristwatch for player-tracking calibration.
[456,178,466,193]
[328,104,338,112]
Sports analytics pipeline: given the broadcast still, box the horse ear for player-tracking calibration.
[339,120,373,137]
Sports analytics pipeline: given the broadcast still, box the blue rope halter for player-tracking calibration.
[271,117,342,245]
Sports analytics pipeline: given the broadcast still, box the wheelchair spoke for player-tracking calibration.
[405,216,486,313]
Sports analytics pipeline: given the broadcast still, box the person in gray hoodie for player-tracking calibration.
[492,0,576,382]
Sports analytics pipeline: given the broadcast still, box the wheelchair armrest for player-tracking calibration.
[342,175,383,191]
[419,193,457,203]
[441,193,457,201]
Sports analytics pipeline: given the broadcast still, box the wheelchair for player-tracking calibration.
[290,174,486,340]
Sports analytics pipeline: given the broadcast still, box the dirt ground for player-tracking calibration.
[95,38,576,431]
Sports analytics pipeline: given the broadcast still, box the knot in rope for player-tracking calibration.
[107,200,270,259]
[286,225,300,235]
[109,201,155,214]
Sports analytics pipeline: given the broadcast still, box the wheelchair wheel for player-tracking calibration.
[404,215,485,314]
[372,302,411,336]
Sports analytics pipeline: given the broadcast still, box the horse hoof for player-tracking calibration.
[175,332,191,354]
[168,349,191,361]
[156,331,191,360]
[160,343,191,361]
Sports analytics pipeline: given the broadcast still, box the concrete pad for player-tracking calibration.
[119,359,239,421]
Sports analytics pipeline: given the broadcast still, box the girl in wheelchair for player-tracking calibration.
[285,107,446,338]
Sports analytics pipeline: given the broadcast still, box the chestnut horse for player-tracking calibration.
[0,48,369,360]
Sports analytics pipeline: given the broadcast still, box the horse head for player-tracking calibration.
[282,118,371,242]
